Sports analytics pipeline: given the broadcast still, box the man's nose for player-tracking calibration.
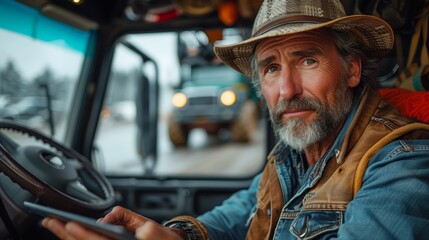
[279,68,302,100]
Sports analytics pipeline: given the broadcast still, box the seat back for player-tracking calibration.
[380,88,429,123]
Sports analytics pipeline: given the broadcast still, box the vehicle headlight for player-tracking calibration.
[172,92,187,108]
[220,90,236,106]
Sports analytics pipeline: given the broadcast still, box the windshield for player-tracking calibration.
[0,1,90,140]
[94,30,265,177]
[190,65,242,84]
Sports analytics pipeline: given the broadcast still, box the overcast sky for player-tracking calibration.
[0,28,180,88]
[0,29,82,81]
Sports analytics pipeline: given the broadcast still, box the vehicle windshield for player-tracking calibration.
[94,30,265,177]
[190,65,242,84]
[0,1,89,140]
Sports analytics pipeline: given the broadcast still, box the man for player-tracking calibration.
[43,0,429,239]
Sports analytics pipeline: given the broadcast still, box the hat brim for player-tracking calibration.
[214,15,394,77]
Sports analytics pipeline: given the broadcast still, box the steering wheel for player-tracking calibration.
[0,120,115,216]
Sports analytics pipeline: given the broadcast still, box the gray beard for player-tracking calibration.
[269,83,353,152]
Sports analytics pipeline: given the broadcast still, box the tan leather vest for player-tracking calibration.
[246,88,429,240]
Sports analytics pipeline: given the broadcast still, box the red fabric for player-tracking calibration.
[380,88,429,123]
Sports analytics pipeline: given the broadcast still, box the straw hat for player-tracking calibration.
[214,0,394,77]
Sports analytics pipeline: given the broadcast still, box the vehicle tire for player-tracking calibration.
[167,114,189,147]
[230,100,259,142]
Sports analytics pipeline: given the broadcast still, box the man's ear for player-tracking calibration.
[348,57,361,87]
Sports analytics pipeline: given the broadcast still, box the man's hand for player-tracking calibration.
[42,218,109,240]
[42,206,184,240]
[97,206,148,232]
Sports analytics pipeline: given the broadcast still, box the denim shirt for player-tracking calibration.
[197,92,429,239]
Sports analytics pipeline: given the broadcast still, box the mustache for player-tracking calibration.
[271,97,324,122]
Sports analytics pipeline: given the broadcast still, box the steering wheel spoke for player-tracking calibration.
[66,157,84,170]
[66,180,104,203]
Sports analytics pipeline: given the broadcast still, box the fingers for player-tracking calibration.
[64,222,109,240]
[135,221,183,240]
[42,217,108,240]
[42,214,184,240]
[42,217,71,240]
[100,206,148,232]
[99,206,132,224]
[99,206,184,240]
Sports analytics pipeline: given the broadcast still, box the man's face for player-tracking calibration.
[255,30,361,151]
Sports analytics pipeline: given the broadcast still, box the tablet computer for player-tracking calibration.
[24,201,136,240]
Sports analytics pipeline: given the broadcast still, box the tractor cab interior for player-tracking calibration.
[0,0,428,239]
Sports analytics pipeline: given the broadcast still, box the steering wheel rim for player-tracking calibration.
[0,120,115,216]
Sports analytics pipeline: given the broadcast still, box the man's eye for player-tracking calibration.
[303,59,317,65]
[266,65,278,73]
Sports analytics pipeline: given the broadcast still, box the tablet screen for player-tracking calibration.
[24,201,136,240]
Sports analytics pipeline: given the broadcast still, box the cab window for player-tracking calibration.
[94,30,266,177]
[0,0,91,141]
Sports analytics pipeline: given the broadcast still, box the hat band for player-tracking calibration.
[253,15,331,37]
